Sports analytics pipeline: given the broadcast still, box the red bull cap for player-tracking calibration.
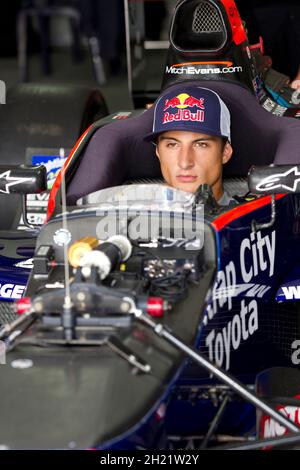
[144,86,231,143]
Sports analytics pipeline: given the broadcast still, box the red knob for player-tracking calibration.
[16,297,31,315]
[147,297,165,317]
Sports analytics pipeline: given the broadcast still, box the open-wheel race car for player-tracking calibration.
[0,0,300,450]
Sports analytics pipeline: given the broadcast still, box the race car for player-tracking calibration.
[0,0,299,450]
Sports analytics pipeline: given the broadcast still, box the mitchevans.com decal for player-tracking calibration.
[165,63,243,76]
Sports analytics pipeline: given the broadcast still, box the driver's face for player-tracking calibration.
[156,131,233,198]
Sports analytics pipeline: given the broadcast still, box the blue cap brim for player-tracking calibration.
[143,126,229,143]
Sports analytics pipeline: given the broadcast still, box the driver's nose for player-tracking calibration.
[177,146,194,170]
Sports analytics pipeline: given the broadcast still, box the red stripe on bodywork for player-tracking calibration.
[212,194,287,231]
[221,0,247,45]
[47,125,93,221]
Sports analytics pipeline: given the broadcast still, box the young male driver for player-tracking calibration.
[144,86,234,205]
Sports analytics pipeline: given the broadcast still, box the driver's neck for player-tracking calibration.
[213,183,224,203]
[162,180,224,201]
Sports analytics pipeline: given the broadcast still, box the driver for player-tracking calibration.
[143,86,234,205]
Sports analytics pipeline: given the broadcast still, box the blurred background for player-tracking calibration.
[0,0,172,112]
[235,0,300,85]
[0,0,299,112]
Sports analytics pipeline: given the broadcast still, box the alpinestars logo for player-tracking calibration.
[0,170,32,194]
[256,166,300,193]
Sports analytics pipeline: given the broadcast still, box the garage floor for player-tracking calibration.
[0,49,132,113]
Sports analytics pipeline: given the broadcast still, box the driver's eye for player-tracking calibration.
[166,142,178,148]
[195,142,208,148]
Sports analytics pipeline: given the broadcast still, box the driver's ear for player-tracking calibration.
[222,141,233,165]
[155,143,160,160]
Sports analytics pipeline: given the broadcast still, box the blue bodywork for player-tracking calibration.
[0,192,296,449]
[0,233,35,301]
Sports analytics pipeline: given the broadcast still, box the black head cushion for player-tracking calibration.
[67,81,300,204]
[67,108,159,204]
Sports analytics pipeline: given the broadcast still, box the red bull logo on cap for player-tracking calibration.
[163,93,205,124]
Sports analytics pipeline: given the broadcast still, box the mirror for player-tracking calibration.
[248,164,300,195]
[0,165,47,195]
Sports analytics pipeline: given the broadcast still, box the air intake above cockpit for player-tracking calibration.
[192,2,223,33]
[171,0,228,53]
